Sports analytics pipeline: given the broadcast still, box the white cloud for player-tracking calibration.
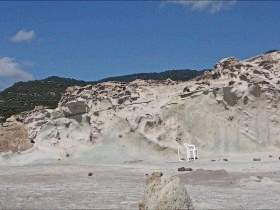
[0,57,33,89]
[10,29,35,43]
[166,0,236,13]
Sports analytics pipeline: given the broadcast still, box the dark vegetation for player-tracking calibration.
[98,69,203,83]
[0,76,90,120]
[0,69,204,121]
[264,49,279,54]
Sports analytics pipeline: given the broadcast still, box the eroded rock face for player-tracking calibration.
[2,51,280,160]
[139,172,194,210]
[0,120,32,153]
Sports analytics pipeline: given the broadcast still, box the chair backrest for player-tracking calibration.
[183,143,196,150]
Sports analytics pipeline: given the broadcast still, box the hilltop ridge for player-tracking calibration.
[0,69,203,120]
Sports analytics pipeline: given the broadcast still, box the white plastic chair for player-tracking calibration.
[178,143,198,162]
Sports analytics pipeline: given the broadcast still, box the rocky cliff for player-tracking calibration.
[0,70,203,121]
[1,51,280,162]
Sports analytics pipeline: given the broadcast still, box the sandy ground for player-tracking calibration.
[1,153,280,209]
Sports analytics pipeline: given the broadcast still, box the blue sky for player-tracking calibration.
[0,1,280,89]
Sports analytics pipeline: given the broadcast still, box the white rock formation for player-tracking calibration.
[1,51,280,161]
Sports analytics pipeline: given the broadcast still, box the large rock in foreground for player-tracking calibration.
[139,172,194,210]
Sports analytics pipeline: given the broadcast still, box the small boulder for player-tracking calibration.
[88,172,93,176]
[253,158,261,161]
[178,167,193,172]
